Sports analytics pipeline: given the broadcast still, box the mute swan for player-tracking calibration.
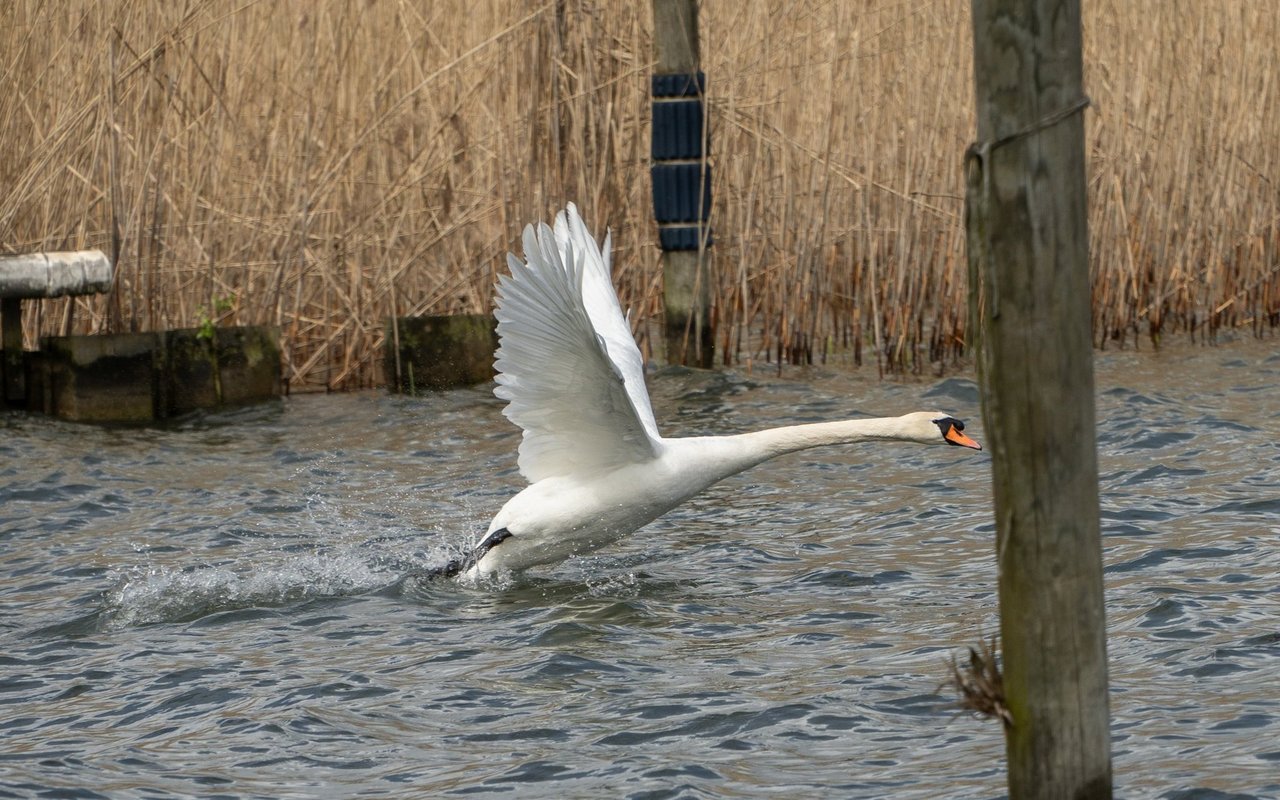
[442,204,981,580]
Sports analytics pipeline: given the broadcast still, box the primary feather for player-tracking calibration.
[492,204,660,482]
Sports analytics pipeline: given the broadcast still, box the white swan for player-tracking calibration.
[449,204,981,580]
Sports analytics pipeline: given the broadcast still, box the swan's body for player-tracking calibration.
[459,204,980,580]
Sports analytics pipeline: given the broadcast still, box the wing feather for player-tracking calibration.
[493,204,662,482]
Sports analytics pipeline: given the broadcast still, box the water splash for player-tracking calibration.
[98,538,462,630]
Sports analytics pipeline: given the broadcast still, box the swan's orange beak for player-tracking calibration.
[945,427,982,450]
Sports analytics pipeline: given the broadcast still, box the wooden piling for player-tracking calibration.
[966,1,1112,797]
[2,297,22,403]
[651,0,713,368]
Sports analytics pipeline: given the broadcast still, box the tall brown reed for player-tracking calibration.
[2,1,1276,391]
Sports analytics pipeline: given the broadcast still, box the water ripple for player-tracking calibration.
[2,341,1279,797]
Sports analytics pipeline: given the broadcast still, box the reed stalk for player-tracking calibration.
[2,0,1276,390]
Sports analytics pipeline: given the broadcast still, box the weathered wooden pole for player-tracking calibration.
[651,0,713,368]
[966,1,1112,797]
[1,296,21,403]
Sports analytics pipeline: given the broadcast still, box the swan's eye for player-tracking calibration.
[933,417,963,437]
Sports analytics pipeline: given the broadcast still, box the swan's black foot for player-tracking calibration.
[414,528,513,580]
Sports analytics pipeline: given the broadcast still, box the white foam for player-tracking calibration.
[99,538,462,629]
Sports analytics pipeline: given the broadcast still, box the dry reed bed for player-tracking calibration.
[2,1,1276,390]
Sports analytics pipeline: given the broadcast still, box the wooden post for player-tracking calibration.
[651,0,713,368]
[966,1,1112,798]
[2,297,22,403]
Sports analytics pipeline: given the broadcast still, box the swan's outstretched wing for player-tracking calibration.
[493,204,661,482]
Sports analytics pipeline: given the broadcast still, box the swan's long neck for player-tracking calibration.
[736,416,927,460]
[668,415,928,486]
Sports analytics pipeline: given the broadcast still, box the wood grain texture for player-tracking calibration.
[967,0,1112,797]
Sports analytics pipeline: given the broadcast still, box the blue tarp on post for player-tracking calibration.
[651,71,711,251]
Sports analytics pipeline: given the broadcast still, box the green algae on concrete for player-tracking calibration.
[32,326,281,422]
[167,326,281,415]
[385,314,496,393]
[35,333,159,423]
[209,326,281,406]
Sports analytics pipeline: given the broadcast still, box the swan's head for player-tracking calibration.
[903,411,983,450]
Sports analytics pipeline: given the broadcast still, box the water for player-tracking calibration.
[2,339,1278,799]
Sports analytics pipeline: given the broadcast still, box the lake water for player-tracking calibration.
[2,338,1278,799]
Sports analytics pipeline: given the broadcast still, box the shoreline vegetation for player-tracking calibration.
[3,1,1277,392]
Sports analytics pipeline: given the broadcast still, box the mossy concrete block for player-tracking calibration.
[34,326,282,423]
[166,329,219,413]
[208,326,281,406]
[166,326,281,414]
[385,314,496,392]
[39,332,160,423]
